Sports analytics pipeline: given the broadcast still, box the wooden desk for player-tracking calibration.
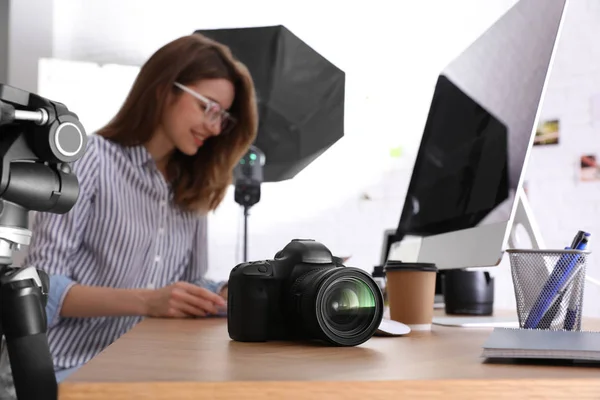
[60,313,600,399]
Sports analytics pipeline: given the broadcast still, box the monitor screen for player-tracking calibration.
[398,74,511,236]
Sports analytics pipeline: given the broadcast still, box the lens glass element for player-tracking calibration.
[319,277,377,338]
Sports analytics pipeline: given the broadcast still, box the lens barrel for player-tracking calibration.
[292,267,384,346]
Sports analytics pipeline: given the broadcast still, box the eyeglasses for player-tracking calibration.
[173,82,236,134]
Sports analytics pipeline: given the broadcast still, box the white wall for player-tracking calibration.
[6,0,53,92]
[40,0,600,317]
[0,0,9,83]
[0,0,53,91]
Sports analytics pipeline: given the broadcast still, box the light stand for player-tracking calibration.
[233,146,265,262]
[0,83,87,400]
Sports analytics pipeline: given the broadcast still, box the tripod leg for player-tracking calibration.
[6,334,56,400]
[0,334,18,400]
[1,267,57,400]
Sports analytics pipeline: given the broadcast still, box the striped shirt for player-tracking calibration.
[21,134,224,372]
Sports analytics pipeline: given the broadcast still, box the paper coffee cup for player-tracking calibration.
[384,261,437,331]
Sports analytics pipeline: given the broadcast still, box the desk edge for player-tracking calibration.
[59,379,600,399]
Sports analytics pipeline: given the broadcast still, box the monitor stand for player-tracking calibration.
[507,185,545,250]
[433,187,542,329]
[509,187,599,287]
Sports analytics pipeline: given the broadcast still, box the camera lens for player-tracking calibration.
[321,277,376,336]
[293,268,383,346]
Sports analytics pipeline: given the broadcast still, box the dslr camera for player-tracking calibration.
[227,239,384,346]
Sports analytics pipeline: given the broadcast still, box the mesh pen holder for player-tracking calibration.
[507,249,590,331]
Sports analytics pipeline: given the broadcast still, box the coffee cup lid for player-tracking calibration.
[384,260,437,272]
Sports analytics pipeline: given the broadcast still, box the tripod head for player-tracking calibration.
[0,83,87,400]
[0,84,85,262]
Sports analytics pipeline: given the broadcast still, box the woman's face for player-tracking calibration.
[162,78,235,156]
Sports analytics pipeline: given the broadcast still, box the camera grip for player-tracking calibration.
[228,280,270,342]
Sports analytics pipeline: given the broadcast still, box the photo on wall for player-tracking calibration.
[534,119,560,146]
[580,154,600,182]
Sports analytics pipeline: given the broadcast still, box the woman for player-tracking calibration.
[21,33,258,381]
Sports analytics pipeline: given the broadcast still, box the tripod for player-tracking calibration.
[0,84,87,400]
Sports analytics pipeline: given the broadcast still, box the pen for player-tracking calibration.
[524,231,590,329]
[535,245,573,330]
[564,304,579,331]
[539,239,589,329]
[564,234,591,330]
[545,235,588,327]
[570,231,588,250]
[547,235,589,329]
[536,290,564,330]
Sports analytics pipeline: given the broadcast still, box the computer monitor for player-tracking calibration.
[396,0,567,270]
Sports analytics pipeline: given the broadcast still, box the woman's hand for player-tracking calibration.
[219,284,228,300]
[145,281,227,318]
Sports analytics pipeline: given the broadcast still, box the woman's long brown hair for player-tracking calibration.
[96,34,258,214]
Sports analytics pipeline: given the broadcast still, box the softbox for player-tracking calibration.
[195,25,345,182]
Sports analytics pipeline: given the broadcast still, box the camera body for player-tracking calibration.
[227,239,384,347]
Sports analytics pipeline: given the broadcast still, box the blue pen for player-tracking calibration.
[564,235,590,330]
[524,232,590,329]
[540,243,587,330]
[564,306,578,330]
[527,233,589,329]
[535,255,568,330]
[538,233,588,329]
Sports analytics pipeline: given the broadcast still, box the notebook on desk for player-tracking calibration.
[482,327,600,362]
